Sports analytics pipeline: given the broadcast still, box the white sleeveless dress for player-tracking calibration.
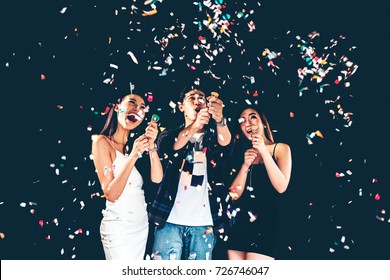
[100,146,148,260]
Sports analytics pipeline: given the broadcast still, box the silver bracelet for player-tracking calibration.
[149,146,158,153]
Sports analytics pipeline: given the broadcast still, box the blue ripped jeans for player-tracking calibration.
[152,222,215,260]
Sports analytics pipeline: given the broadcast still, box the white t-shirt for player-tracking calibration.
[167,133,213,226]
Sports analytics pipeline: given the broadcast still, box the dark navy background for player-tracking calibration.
[1,1,388,259]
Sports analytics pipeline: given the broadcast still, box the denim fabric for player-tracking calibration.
[152,222,215,260]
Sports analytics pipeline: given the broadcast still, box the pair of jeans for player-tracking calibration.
[152,222,215,260]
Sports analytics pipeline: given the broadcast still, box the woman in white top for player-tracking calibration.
[91,93,163,260]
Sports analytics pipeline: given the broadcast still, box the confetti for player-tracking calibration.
[127,51,139,64]
[142,9,157,16]
[4,0,386,261]
[210,91,219,98]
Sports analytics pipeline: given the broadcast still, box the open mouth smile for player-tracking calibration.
[246,125,259,134]
[127,113,141,123]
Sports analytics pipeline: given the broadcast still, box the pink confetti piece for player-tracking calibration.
[102,106,110,115]
[248,211,257,222]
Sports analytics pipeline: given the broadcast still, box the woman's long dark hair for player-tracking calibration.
[100,103,117,137]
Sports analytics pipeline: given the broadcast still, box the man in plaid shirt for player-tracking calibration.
[148,89,233,260]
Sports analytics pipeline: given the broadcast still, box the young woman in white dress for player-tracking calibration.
[91,93,163,260]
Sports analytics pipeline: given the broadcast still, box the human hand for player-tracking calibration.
[192,108,210,130]
[207,95,224,123]
[251,133,267,154]
[130,134,149,158]
[243,148,258,168]
[145,121,159,149]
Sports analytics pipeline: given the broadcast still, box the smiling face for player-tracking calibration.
[179,90,207,123]
[238,108,264,140]
[116,94,146,130]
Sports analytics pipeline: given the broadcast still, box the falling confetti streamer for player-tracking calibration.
[1,0,388,261]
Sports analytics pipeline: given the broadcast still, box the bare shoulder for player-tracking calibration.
[274,142,291,158]
[91,134,111,151]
